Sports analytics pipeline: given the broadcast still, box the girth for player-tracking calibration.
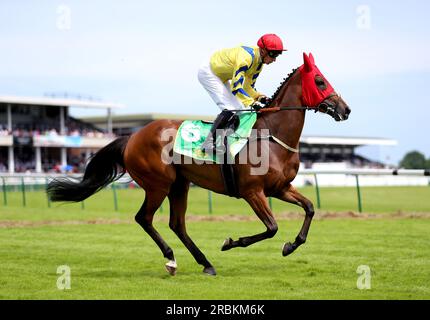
[218,115,240,198]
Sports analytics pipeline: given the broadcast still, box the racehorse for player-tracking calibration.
[47,53,351,276]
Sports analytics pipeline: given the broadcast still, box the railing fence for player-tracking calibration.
[0,169,428,213]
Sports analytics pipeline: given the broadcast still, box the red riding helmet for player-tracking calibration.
[257,34,287,51]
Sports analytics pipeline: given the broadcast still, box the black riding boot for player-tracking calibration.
[201,109,235,153]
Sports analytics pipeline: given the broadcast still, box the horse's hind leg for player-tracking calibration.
[168,177,216,275]
[135,189,177,275]
[275,184,315,256]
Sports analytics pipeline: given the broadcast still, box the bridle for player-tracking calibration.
[226,93,340,118]
[313,93,341,119]
[257,92,339,117]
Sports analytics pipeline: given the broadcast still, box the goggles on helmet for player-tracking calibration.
[267,50,282,58]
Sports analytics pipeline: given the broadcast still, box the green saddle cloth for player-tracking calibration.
[173,112,257,163]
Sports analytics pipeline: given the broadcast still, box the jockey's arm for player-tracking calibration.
[230,63,261,107]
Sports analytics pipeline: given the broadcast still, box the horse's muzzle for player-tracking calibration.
[333,105,351,121]
[318,101,351,121]
[340,106,351,121]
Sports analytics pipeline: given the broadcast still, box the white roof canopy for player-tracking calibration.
[300,136,397,146]
[0,95,124,109]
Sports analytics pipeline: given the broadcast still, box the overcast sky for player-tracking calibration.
[0,0,429,165]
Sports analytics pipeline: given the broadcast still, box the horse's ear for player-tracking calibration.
[303,52,313,72]
[309,53,315,64]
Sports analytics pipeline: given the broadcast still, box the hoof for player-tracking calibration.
[221,238,234,251]
[282,242,295,257]
[165,260,177,276]
[203,266,217,276]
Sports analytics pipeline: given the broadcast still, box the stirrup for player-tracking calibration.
[201,141,225,154]
[200,109,234,154]
[201,138,214,153]
[202,145,226,154]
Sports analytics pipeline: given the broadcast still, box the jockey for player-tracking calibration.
[198,33,287,153]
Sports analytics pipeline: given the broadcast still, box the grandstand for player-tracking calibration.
[0,95,123,173]
[0,96,397,174]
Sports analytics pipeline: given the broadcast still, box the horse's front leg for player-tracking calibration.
[221,190,278,251]
[274,184,315,256]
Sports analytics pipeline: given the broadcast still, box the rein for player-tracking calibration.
[256,105,311,154]
[258,105,316,113]
[225,105,316,113]
[253,98,338,152]
[224,106,319,154]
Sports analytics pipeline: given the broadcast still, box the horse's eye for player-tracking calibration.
[315,77,327,90]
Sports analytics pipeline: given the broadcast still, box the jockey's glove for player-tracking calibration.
[257,95,268,104]
[251,101,265,111]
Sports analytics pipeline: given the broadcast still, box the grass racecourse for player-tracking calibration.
[0,186,429,300]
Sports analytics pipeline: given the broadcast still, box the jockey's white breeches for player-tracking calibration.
[197,62,245,111]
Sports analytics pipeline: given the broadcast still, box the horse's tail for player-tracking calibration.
[47,136,129,202]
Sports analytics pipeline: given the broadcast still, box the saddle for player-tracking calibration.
[173,112,258,198]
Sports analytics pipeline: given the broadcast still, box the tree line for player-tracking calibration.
[399,151,430,169]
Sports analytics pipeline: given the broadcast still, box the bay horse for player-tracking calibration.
[47,53,351,276]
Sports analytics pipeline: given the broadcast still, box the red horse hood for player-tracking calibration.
[299,52,334,107]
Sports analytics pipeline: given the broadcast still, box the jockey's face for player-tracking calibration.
[261,48,279,65]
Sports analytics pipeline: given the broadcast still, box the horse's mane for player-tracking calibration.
[266,67,299,107]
